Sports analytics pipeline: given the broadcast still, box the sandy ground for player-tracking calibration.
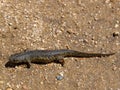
[0,0,120,90]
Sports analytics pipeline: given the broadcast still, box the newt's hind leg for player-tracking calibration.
[54,59,65,66]
[54,56,65,66]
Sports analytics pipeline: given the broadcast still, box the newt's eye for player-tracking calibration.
[9,58,15,62]
[9,56,17,63]
[10,59,19,63]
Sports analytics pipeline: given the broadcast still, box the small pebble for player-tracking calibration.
[22,85,28,90]
[6,87,13,90]
[115,24,119,28]
[83,39,88,43]
[105,0,110,3]
[56,72,64,80]
[113,32,119,37]
[66,29,77,34]
[56,75,64,80]
[112,65,117,71]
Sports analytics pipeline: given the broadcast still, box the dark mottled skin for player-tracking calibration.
[9,49,115,68]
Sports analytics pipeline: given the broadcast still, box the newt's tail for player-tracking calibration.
[63,50,115,58]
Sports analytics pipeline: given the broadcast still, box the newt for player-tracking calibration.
[8,49,115,68]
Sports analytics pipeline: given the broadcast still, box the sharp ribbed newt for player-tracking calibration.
[9,49,115,68]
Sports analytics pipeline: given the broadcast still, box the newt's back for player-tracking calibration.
[8,49,115,68]
[28,49,114,58]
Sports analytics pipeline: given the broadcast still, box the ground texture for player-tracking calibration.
[0,0,120,90]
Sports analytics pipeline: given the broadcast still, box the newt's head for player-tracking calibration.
[9,52,27,64]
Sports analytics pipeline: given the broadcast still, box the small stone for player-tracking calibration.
[66,29,77,34]
[112,65,117,71]
[105,0,110,3]
[83,39,88,43]
[56,72,64,80]
[59,72,64,76]
[8,23,12,26]
[40,81,43,84]
[56,75,64,80]
[22,85,28,90]
[6,87,13,90]
[115,24,119,28]
[113,32,119,37]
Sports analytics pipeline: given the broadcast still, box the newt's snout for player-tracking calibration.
[9,54,23,64]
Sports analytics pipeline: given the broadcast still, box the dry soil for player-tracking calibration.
[0,0,120,90]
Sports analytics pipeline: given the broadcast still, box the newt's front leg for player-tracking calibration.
[26,60,31,68]
[26,62,31,68]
